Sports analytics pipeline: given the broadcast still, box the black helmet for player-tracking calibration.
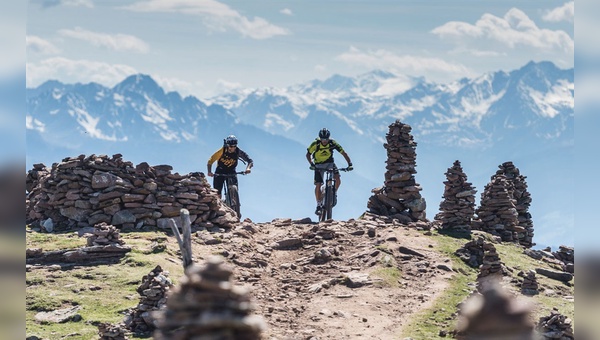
[318,128,330,139]
[224,135,238,146]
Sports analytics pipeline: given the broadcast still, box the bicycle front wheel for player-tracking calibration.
[323,185,334,220]
[228,185,241,218]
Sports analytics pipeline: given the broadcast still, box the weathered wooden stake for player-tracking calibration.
[168,209,193,269]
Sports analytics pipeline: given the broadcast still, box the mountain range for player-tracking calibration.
[25,60,574,249]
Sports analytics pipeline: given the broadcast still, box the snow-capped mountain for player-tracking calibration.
[26,60,574,249]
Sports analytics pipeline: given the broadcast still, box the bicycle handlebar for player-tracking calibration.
[213,171,248,177]
[316,167,353,172]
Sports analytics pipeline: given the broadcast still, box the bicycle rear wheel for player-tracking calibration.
[228,185,241,218]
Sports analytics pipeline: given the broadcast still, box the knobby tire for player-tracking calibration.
[324,185,334,220]
[228,185,241,218]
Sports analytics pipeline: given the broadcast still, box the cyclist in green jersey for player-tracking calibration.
[306,128,353,215]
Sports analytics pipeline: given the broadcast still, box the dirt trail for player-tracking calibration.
[187,215,457,339]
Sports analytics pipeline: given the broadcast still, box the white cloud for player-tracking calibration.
[26,35,61,55]
[26,57,138,88]
[280,8,293,16]
[122,0,289,40]
[431,8,573,53]
[314,64,327,73]
[543,2,574,23]
[335,46,474,82]
[58,27,150,53]
[32,0,93,8]
[26,115,46,132]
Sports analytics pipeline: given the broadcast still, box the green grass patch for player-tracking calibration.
[26,230,85,250]
[370,267,402,288]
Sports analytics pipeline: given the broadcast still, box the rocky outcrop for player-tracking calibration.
[367,121,427,222]
[552,246,574,274]
[434,160,476,235]
[26,154,238,231]
[536,308,574,339]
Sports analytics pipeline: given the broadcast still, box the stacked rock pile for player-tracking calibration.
[367,120,427,222]
[478,242,503,278]
[86,222,125,246]
[98,322,129,340]
[153,256,265,340]
[536,308,574,339]
[496,161,534,247]
[26,154,238,230]
[473,175,521,244]
[552,246,574,274]
[125,265,172,334]
[434,160,476,234]
[454,236,486,268]
[519,270,539,295]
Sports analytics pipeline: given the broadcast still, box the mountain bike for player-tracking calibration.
[214,172,247,218]
[316,166,352,222]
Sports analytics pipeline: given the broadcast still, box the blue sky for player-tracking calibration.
[25,0,574,99]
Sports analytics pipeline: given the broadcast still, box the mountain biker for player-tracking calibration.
[306,128,353,215]
[207,135,253,197]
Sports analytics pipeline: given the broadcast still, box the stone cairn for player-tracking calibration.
[87,222,125,246]
[552,246,574,274]
[153,256,266,340]
[455,284,536,340]
[26,154,238,231]
[455,236,486,268]
[98,322,129,340]
[367,120,427,222]
[535,308,574,339]
[434,160,476,235]
[519,270,539,296]
[478,242,503,278]
[473,174,521,244]
[125,265,173,334]
[495,161,534,247]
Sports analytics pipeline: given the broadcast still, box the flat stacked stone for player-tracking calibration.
[552,246,574,274]
[495,161,534,247]
[98,322,129,340]
[519,270,539,295]
[535,308,574,339]
[435,160,476,235]
[87,222,125,246]
[153,256,265,340]
[25,153,238,231]
[473,175,520,243]
[125,265,172,334]
[367,120,427,222]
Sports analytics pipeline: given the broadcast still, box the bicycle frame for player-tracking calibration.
[316,166,350,222]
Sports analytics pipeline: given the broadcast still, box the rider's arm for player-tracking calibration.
[306,151,314,167]
[207,148,223,176]
[341,150,353,168]
[238,149,254,173]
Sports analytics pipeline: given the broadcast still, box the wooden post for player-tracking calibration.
[168,209,193,269]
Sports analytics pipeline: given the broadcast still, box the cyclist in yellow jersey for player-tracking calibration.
[306,128,353,215]
[207,135,253,197]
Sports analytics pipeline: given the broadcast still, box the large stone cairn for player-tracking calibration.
[125,265,172,334]
[535,308,574,339]
[434,160,476,234]
[367,121,427,222]
[495,161,534,247]
[473,174,520,244]
[26,154,238,230]
[153,256,265,340]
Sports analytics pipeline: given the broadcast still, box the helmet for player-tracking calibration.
[224,135,238,146]
[318,128,330,139]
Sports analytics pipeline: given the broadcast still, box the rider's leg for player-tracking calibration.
[315,183,323,203]
[334,173,341,191]
[213,176,225,198]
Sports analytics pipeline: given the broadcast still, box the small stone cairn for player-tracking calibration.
[26,154,238,231]
[98,322,129,340]
[496,161,534,247]
[87,222,125,246]
[367,120,427,222]
[455,236,486,268]
[434,160,476,235]
[153,256,266,340]
[519,270,540,295]
[536,308,574,339]
[478,242,503,278]
[125,265,173,334]
[473,174,520,244]
[552,246,574,274]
